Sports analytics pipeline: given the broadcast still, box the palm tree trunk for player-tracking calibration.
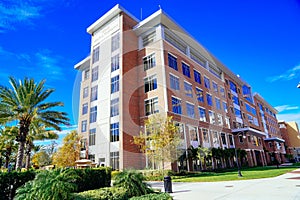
[25,143,32,170]
[16,141,25,170]
[5,147,11,168]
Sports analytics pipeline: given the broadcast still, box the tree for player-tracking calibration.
[32,150,51,168]
[52,130,81,168]
[25,120,59,169]
[133,114,182,174]
[0,77,69,169]
[0,126,19,168]
[197,146,212,171]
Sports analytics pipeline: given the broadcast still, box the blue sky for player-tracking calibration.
[1,0,300,140]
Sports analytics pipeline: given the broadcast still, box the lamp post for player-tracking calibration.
[234,132,246,177]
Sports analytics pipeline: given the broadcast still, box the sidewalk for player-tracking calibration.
[149,168,300,200]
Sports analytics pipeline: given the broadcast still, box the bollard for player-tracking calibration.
[163,176,172,193]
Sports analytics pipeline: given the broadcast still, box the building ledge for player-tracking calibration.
[232,127,267,137]
[264,137,285,143]
[74,56,90,70]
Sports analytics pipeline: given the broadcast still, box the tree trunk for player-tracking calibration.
[25,143,32,170]
[5,147,11,168]
[16,141,25,170]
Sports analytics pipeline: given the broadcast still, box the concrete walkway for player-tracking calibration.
[149,168,300,200]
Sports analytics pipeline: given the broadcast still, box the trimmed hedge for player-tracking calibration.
[72,187,128,200]
[73,167,112,192]
[129,193,173,200]
[0,170,36,200]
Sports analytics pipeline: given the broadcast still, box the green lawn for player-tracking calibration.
[171,166,299,182]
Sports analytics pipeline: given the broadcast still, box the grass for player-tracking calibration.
[171,165,299,182]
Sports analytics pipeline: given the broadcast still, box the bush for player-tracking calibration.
[72,187,128,200]
[111,170,120,179]
[129,193,173,200]
[15,168,78,200]
[0,170,36,200]
[114,170,154,198]
[73,167,112,192]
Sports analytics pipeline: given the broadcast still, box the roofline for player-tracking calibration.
[134,9,246,86]
[253,93,278,114]
[264,137,285,143]
[74,56,90,70]
[87,4,139,34]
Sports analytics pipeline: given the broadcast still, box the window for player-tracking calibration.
[234,108,242,118]
[143,54,156,71]
[110,151,119,170]
[223,102,228,113]
[83,87,88,98]
[182,63,190,78]
[184,82,193,97]
[209,111,215,124]
[220,87,225,98]
[206,93,213,106]
[111,98,119,117]
[239,134,244,143]
[198,107,206,122]
[212,131,219,145]
[92,47,99,64]
[89,128,96,146]
[111,75,119,93]
[225,117,230,129]
[189,126,199,148]
[91,66,98,82]
[145,97,159,116]
[204,77,210,89]
[194,70,201,84]
[172,97,182,114]
[229,81,237,93]
[232,96,239,105]
[221,133,227,145]
[110,122,119,142]
[81,120,87,132]
[213,82,218,93]
[144,75,157,93]
[202,129,209,143]
[168,53,178,70]
[84,69,90,80]
[143,31,156,46]
[227,135,233,146]
[186,103,195,118]
[91,86,98,102]
[111,54,119,72]
[90,106,97,123]
[82,103,88,115]
[215,98,221,110]
[196,88,204,102]
[217,114,223,125]
[245,103,252,113]
[251,107,257,115]
[170,74,180,90]
[111,33,120,52]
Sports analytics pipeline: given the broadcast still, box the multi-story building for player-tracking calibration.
[253,94,285,164]
[279,121,300,162]
[74,4,284,170]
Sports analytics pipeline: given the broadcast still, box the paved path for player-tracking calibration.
[149,168,300,200]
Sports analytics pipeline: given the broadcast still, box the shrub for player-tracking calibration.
[72,187,128,200]
[111,170,120,179]
[129,193,173,200]
[73,167,111,192]
[114,170,154,198]
[0,170,36,200]
[15,168,78,200]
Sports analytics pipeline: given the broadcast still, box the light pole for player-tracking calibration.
[234,132,246,177]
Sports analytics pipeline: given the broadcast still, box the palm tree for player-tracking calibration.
[187,145,199,171]
[25,120,59,169]
[0,126,19,168]
[0,77,69,169]
[197,146,212,171]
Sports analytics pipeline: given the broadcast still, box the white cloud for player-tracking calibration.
[275,105,299,112]
[266,64,300,82]
[277,112,300,126]
[0,0,42,32]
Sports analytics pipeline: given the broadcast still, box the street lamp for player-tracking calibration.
[234,132,246,177]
